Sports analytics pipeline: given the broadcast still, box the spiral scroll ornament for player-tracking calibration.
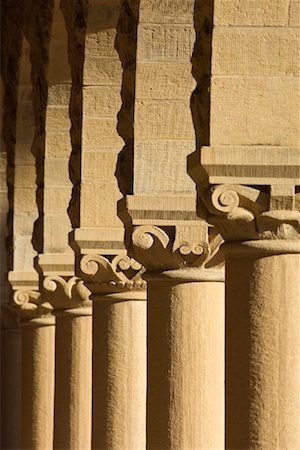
[80,253,146,294]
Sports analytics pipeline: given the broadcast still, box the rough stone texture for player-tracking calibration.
[1,0,300,448]
[226,251,300,449]
[214,0,290,26]
[210,76,300,146]
[134,0,196,193]
[147,279,224,449]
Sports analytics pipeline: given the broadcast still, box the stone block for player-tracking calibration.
[46,106,71,132]
[13,212,37,235]
[44,187,72,214]
[12,235,37,271]
[137,25,195,61]
[14,146,36,165]
[289,1,300,26]
[44,214,72,252]
[135,100,195,140]
[210,76,300,146]
[83,86,121,117]
[136,63,196,100]
[212,27,300,76]
[134,140,196,193]
[83,58,122,86]
[214,0,289,26]
[138,0,194,24]
[85,30,117,58]
[15,120,35,144]
[14,166,36,188]
[47,84,72,107]
[82,151,118,182]
[44,158,71,187]
[46,132,72,158]
[86,0,120,32]
[80,182,123,228]
[82,117,123,149]
[14,188,36,213]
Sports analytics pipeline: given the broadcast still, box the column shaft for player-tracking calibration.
[54,311,92,450]
[92,296,146,450]
[147,275,224,449]
[21,319,55,450]
[226,246,300,449]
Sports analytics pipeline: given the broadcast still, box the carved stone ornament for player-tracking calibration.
[203,184,300,241]
[10,289,53,321]
[129,224,223,272]
[43,275,92,310]
[80,254,146,294]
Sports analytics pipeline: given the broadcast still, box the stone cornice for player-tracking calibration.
[188,146,300,187]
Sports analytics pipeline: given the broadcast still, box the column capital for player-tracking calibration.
[188,145,300,242]
[8,271,53,323]
[118,193,224,272]
[37,253,92,312]
[70,227,147,297]
[79,254,146,295]
[203,184,300,242]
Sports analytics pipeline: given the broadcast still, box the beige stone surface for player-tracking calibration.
[22,320,55,450]
[138,0,195,24]
[210,76,300,146]
[93,297,146,450]
[226,249,300,449]
[133,141,196,193]
[212,27,300,76]
[147,277,224,449]
[54,313,92,450]
[214,0,289,26]
[137,25,195,62]
[289,0,300,26]
[135,101,195,140]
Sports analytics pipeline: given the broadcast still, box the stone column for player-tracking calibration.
[9,286,55,450]
[79,252,147,450]
[196,184,300,449]
[225,239,300,449]
[119,195,225,449]
[70,2,147,448]
[41,267,93,450]
[188,1,300,446]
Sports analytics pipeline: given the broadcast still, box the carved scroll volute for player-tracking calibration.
[43,275,91,310]
[130,224,219,272]
[203,184,270,241]
[80,254,146,294]
[11,289,48,320]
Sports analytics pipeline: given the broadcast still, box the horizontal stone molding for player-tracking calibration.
[189,146,300,187]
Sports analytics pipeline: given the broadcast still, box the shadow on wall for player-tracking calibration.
[191,0,214,151]
[114,0,140,196]
[1,0,23,277]
[61,0,88,230]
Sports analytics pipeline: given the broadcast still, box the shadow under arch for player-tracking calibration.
[114,0,140,196]
[191,0,214,152]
